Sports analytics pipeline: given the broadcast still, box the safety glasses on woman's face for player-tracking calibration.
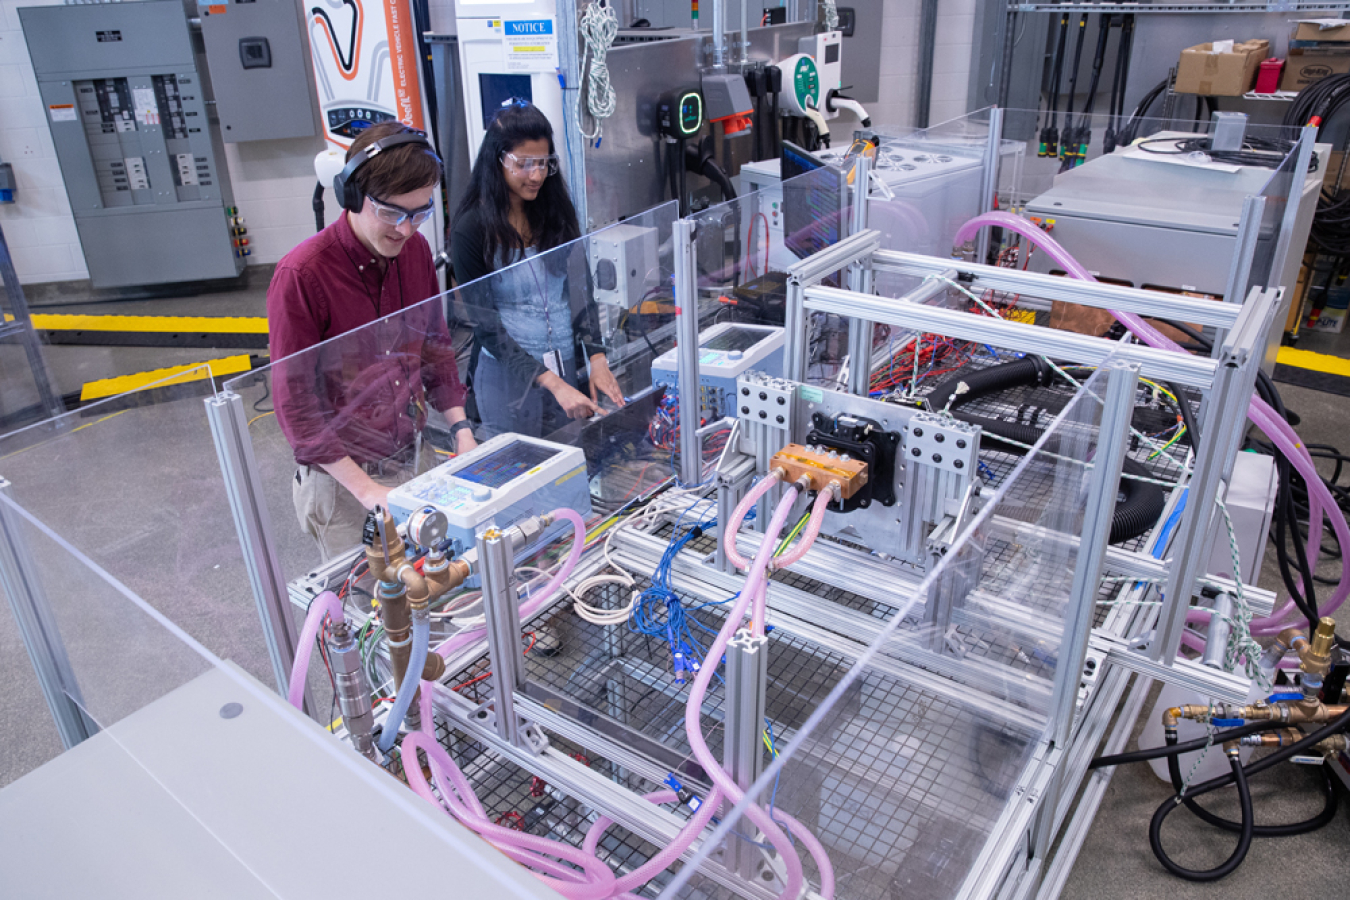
[366,195,436,227]
[501,152,560,176]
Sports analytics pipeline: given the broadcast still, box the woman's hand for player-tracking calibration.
[588,354,626,409]
[540,371,600,419]
[454,427,478,455]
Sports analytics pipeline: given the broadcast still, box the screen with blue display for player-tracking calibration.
[455,440,556,489]
[702,326,766,354]
[781,140,844,261]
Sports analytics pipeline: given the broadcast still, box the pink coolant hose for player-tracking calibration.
[954,212,1350,642]
[722,471,784,570]
[687,484,838,900]
[435,507,588,660]
[288,590,345,710]
[752,487,837,632]
[402,729,619,900]
[581,788,721,899]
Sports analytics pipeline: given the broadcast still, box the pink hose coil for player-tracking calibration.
[684,486,840,899]
[723,471,784,570]
[288,590,345,710]
[401,730,618,900]
[954,212,1350,651]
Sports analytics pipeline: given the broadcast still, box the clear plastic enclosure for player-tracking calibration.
[658,363,1113,900]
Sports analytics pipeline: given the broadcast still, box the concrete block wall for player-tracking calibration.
[929,0,975,126]
[838,0,977,136]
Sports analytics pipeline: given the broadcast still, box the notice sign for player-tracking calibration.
[48,104,76,122]
[502,18,557,72]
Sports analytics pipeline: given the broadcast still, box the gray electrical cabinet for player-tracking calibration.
[20,1,245,288]
[199,0,318,142]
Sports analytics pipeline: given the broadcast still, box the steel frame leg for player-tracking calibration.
[205,391,310,709]
[0,479,97,748]
[723,628,770,881]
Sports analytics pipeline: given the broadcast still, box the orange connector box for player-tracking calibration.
[770,444,869,499]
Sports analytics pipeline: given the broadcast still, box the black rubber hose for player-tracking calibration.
[926,359,1167,544]
[1166,735,1340,837]
[698,158,737,203]
[1150,754,1253,882]
[1090,720,1286,768]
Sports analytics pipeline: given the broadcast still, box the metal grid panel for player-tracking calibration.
[382,716,678,897]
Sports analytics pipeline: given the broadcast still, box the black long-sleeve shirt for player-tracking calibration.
[449,205,603,385]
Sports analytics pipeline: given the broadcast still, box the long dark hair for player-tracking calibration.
[453,99,580,269]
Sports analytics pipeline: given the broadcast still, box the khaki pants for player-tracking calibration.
[292,445,438,561]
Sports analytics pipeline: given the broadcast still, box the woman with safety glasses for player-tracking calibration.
[450,99,625,440]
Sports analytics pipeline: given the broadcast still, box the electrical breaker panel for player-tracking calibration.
[20,1,245,288]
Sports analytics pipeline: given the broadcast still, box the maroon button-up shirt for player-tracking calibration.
[267,212,467,467]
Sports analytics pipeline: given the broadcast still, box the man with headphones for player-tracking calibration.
[268,121,475,559]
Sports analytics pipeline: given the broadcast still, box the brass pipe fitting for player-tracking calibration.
[1242,728,1304,748]
[1236,701,1348,724]
[1313,734,1349,757]
[1276,626,1308,656]
[1304,617,1338,679]
[363,508,471,690]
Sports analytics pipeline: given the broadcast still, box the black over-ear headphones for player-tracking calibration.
[332,129,437,214]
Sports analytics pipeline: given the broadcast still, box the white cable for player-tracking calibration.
[577,1,618,144]
[568,485,715,627]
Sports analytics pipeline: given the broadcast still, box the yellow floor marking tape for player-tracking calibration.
[79,355,252,401]
[6,312,266,333]
[1276,346,1350,379]
[28,313,268,333]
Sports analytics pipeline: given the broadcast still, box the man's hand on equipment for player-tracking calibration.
[455,428,478,454]
[319,457,390,510]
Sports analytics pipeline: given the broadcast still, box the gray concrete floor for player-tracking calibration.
[2,277,1349,898]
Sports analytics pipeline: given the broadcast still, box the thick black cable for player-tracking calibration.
[1149,754,1253,882]
[926,358,1166,543]
[1166,736,1340,837]
[1089,720,1285,768]
[1044,12,1070,156]
[1151,317,1321,627]
[1060,14,1090,141]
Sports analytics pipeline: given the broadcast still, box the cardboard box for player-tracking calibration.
[1175,39,1269,96]
[1281,46,1350,91]
[1294,20,1350,43]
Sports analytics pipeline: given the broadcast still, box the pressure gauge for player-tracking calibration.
[407,506,449,549]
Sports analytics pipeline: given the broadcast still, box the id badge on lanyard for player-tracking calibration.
[543,349,565,378]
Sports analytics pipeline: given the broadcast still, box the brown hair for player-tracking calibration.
[346,121,442,199]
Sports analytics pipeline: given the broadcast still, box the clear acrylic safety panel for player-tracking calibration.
[657,364,1114,900]
[688,170,853,386]
[0,368,278,736]
[0,491,546,900]
[223,203,689,703]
